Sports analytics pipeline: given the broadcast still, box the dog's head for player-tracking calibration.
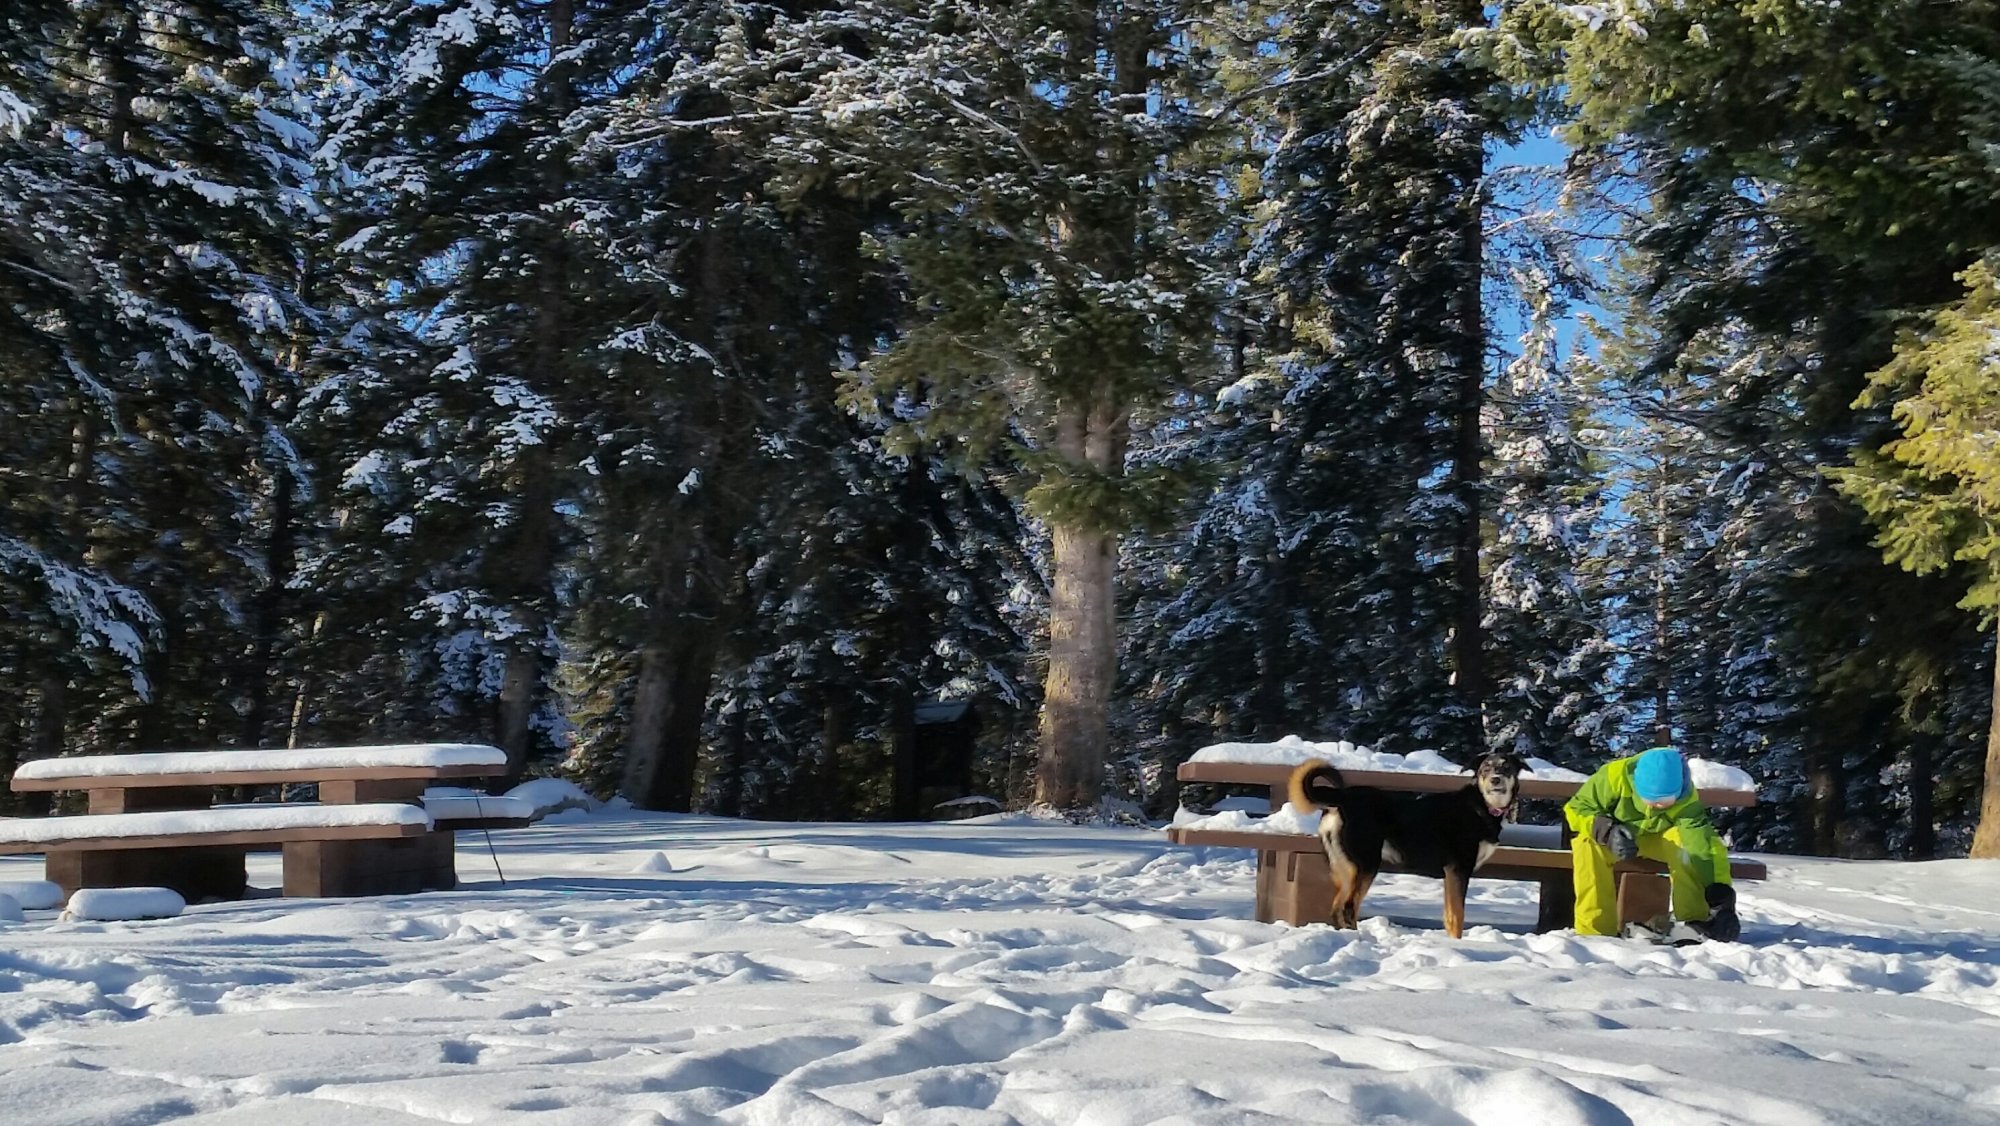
[1472,752,1527,818]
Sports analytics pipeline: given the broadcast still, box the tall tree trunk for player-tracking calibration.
[887,687,920,820]
[1970,630,2000,858]
[1448,161,1485,753]
[491,0,576,783]
[492,462,556,780]
[239,469,294,747]
[621,644,677,807]
[1906,688,1937,859]
[1251,548,1289,738]
[1440,0,1490,755]
[657,627,719,811]
[1035,398,1123,810]
[624,600,722,813]
[1653,472,1673,744]
[1806,745,1843,856]
[30,675,66,764]
[817,699,849,820]
[1906,734,1937,858]
[19,676,64,813]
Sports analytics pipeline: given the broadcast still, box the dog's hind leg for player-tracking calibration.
[1346,869,1377,929]
[1330,873,1355,928]
[1320,828,1361,930]
[1442,866,1468,939]
[1327,858,1359,929]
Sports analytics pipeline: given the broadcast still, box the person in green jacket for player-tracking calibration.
[1563,746,1740,941]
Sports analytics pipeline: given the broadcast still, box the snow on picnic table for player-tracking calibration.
[1,807,1995,1125]
[13,743,507,781]
[1189,735,1760,793]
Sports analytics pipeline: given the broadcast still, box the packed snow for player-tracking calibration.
[421,790,538,822]
[1,805,1995,1124]
[0,881,61,911]
[505,777,597,819]
[13,743,507,781]
[62,888,185,922]
[1188,736,1760,793]
[1171,805,1567,849]
[1188,736,1589,780]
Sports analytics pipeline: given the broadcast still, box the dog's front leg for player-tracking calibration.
[1442,867,1468,938]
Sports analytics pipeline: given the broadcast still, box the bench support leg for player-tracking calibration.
[317,778,427,804]
[283,831,456,897]
[87,786,215,814]
[47,845,248,902]
[1256,846,1335,926]
[1615,870,1673,931]
[1535,868,1575,933]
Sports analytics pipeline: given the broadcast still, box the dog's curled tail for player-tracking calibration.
[1287,758,1344,813]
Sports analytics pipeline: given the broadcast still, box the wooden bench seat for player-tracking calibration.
[1167,824,1768,933]
[13,745,511,813]
[0,803,432,852]
[0,803,436,901]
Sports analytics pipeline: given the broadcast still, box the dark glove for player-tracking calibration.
[1591,815,1639,861]
[1693,883,1741,943]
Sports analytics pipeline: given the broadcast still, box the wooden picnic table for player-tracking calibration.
[7,744,514,901]
[1174,759,1760,809]
[1170,756,1764,932]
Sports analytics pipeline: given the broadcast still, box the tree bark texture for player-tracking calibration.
[1971,630,2000,858]
[1447,152,1486,751]
[1034,397,1125,810]
[620,644,676,805]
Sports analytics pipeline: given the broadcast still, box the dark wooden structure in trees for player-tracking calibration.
[898,699,978,819]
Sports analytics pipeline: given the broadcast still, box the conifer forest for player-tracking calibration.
[5,0,2000,858]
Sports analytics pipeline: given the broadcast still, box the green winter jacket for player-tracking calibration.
[1563,755,1713,840]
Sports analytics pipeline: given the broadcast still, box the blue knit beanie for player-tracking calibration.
[1632,747,1687,803]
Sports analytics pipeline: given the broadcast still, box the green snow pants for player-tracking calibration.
[1571,824,1732,937]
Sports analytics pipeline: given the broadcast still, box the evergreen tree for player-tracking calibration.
[693,0,1228,808]
[1482,263,1617,766]
[1509,0,2000,854]
[1,0,313,765]
[1833,260,2000,857]
[1132,0,1512,763]
[309,0,660,779]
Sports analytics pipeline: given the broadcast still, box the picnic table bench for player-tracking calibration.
[4,744,531,901]
[1168,757,1766,933]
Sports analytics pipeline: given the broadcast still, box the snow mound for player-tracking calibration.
[64,887,186,921]
[631,851,675,874]
[1171,802,1321,834]
[0,879,63,910]
[1189,736,1758,792]
[505,777,595,819]
[1189,735,1587,781]
[1688,757,1755,792]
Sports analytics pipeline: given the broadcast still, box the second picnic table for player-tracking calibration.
[7,743,519,900]
[1169,754,1765,932]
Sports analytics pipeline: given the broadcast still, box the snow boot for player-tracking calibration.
[1689,883,1740,943]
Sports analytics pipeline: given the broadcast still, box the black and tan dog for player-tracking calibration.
[1285,753,1526,938]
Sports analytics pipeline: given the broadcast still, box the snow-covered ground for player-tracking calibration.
[2,807,1998,1125]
